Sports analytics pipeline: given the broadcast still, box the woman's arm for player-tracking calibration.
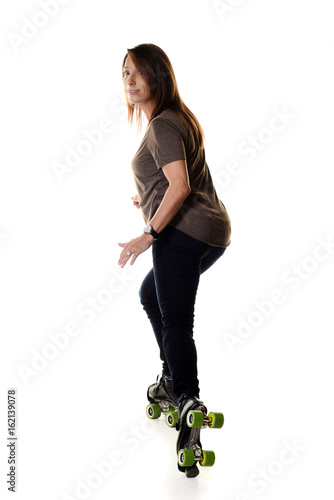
[118,159,190,268]
[148,159,191,233]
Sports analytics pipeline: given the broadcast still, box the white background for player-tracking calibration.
[1,0,333,499]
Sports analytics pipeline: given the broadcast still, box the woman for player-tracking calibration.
[118,43,231,477]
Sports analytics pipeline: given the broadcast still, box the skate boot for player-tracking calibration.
[176,395,223,478]
[146,374,179,425]
[176,396,206,478]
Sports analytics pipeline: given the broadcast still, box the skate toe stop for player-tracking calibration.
[186,465,199,478]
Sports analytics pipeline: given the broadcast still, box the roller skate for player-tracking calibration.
[176,396,224,478]
[146,374,179,428]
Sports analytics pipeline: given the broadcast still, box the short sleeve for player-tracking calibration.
[147,115,186,169]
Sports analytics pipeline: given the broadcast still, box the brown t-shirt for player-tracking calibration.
[131,109,231,248]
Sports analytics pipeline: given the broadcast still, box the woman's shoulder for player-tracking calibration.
[152,108,181,121]
[150,108,185,132]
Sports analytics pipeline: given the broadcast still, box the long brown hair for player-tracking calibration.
[122,43,205,149]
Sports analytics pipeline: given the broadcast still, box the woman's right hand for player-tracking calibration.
[131,195,140,209]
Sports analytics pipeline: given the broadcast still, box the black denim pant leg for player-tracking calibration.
[139,268,172,378]
[140,225,226,399]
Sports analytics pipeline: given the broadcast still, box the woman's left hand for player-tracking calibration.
[118,233,154,268]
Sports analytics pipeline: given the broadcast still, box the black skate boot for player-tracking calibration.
[176,396,207,478]
[146,374,178,421]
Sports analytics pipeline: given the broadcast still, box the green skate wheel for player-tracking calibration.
[208,412,224,429]
[165,411,178,428]
[187,410,204,428]
[199,450,215,467]
[146,403,161,419]
[178,449,195,467]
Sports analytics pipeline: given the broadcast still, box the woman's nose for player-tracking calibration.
[127,74,136,86]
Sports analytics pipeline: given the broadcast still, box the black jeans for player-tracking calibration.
[139,224,226,401]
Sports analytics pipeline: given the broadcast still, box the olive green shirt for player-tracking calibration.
[131,109,231,248]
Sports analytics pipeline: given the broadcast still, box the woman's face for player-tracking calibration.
[123,56,152,107]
